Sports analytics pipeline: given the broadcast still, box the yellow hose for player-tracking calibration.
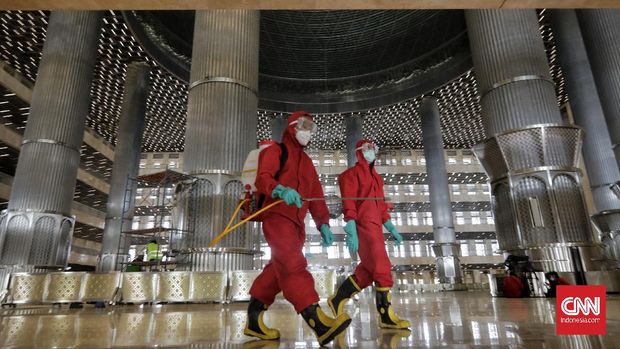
[208,199,283,248]
[224,199,247,232]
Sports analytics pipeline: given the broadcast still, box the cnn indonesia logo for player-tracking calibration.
[556,285,606,335]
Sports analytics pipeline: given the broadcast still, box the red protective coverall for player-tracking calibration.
[503,275,524,298]
[338,139,393,288]
[249,112,331,313]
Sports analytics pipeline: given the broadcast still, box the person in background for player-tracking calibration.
[327,139,410,329]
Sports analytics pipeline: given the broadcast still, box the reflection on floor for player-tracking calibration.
[0,290,618,348]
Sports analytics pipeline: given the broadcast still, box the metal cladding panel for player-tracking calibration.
[496,128,545,171]
[553,174,591,243]
[156,271,191,302]
[121,272,156,303]
[1,214,31,265]
[188,178,215,248]
[8,273,46,304]
[81,272,121,302]
[472,137,507,181]
[492,183,519,250]
[514,176,558,246]
[28,216,57,266]
[189,271,226,302]
[44,272,84,303]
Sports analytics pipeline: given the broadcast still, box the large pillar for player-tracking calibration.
[98,62,150,272]
[420,96,461,284]
[578,10,620,269]
[549,10,620,269]
[467,10,599,281]
[578,10,620,172]
[182,10,259,271]
[345,116,363,168]
[0,11,102,268]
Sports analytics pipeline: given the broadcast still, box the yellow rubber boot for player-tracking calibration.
[244,297,280,340]
[328,276,362,316]
[301,303,352,346]
[375,287,411,329]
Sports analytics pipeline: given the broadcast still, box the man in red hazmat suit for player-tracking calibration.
[244,111,351,346]
[327,139,410,329]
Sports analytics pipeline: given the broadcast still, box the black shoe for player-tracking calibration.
[328,276,362,316]
[300,303,351,346]
[376,288,410,329]
[244,297,280,340]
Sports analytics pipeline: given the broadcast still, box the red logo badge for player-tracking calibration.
[556,285,606,335]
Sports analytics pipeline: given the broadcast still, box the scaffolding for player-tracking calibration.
[116,170,194,272]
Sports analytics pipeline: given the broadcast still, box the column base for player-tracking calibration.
[0,211,75,267]
[432,243,462,284]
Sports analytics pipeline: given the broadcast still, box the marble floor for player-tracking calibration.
[0,290,618,348]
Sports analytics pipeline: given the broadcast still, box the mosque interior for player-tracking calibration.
[0,5,619,348]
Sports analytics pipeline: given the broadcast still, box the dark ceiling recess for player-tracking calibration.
[0,10,566,153]
[123,10,472,112]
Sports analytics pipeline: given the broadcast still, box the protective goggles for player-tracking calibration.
[355,142,379,152]
[290,116,318,133]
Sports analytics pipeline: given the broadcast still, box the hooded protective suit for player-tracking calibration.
[338,139,393,288]
[249,111,330,312]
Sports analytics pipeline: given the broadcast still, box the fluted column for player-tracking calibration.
[345,116,363,168]
[576,9,620,268]
[98,62,151,272]
[420,96,461,284]
[0,11,102,267]
[550,10,620,268]
[578,10,620,172]
[467,10,597,277]
[182,11,259,271]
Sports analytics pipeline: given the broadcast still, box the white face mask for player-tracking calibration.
[295,130,312,146]
[363,150,376,163]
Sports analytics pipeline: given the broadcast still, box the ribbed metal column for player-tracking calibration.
[345,116,363,168]
[420,96,461,284]
[182,11,259,270]
[578,10,620,171]
[550,10,620,212]
[466,10,562,133]
[98,62,151,272]
[467,10,600,280]
[576,9,620,269]
[271,117,287,143]
[0,11,102,267]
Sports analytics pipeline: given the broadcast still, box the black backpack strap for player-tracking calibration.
[274,143,288,180]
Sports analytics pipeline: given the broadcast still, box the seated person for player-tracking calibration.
[126,255,143,272]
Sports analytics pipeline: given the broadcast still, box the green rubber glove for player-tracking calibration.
[271,184,302,208]
[319,224,334,247]
[344,220,359,253]
[383,220,402,246]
